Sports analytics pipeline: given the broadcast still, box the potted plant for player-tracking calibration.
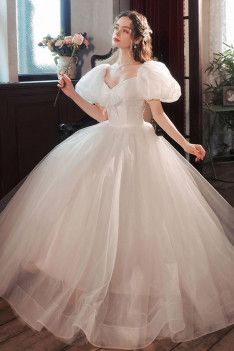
[203,42,234,105]
[203,43,234,156]
[38,32,90,79]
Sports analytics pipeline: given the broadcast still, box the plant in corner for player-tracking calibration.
[203,42,234,105]
[203,43,234,155]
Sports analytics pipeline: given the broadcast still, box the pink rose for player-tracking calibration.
[55,39,64,47]
[72,33,84,46]
[83,38,89,47]
[64,36,73,44]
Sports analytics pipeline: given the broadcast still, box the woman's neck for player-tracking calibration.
[116,49,138,65]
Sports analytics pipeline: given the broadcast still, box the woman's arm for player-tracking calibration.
[57,73,108,122]
[147,99,206,162]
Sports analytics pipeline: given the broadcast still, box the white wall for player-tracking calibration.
[0,0,9,82]
[71,0,130,74]
[71,0,113,74]
[0,0,18,83]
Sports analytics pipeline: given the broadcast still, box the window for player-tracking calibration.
[16,0,71,81]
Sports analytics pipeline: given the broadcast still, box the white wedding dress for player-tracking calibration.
[0,60,233,350]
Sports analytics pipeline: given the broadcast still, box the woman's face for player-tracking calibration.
[112,16,134,49]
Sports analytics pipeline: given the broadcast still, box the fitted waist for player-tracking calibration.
[107,121,152,129]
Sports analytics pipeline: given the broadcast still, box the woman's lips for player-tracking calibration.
[114,37,120,42]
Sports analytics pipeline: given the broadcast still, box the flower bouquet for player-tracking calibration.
[38,32,90,79]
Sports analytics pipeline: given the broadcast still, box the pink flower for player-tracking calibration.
[83,38,90,47]
[55,39,64,47]
[72,33,84,46]
[64,36,73,44]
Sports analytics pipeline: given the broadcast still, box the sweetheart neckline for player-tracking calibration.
[103,63,145,91]
[103,76,138,90]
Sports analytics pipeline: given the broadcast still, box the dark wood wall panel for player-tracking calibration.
[8,97,58,179]
[0,82,94,200]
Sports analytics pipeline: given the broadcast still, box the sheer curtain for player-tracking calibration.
[202,0,232,158]
[209,0,226,70]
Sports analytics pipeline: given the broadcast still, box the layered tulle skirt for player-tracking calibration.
[0,120,233,350]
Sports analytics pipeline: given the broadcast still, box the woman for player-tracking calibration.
[0,10,233,351]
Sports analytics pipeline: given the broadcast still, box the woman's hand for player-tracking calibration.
[183,141,206,162]
[57,72,76,99]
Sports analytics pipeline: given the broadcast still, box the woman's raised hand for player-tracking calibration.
[183,142,206,162]
[57,72,76,98]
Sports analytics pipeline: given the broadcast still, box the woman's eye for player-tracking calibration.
[113,26,129,34]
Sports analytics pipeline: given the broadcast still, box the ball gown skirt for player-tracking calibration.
[0,60,233,350]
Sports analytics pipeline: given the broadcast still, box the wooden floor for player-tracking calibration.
[202,161,234,207]
[0,298,233,351]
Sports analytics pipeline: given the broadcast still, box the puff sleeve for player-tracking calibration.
[75,64,107,104]
[137,60,181,103]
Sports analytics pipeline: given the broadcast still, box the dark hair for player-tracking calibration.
[112,10,153,63]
